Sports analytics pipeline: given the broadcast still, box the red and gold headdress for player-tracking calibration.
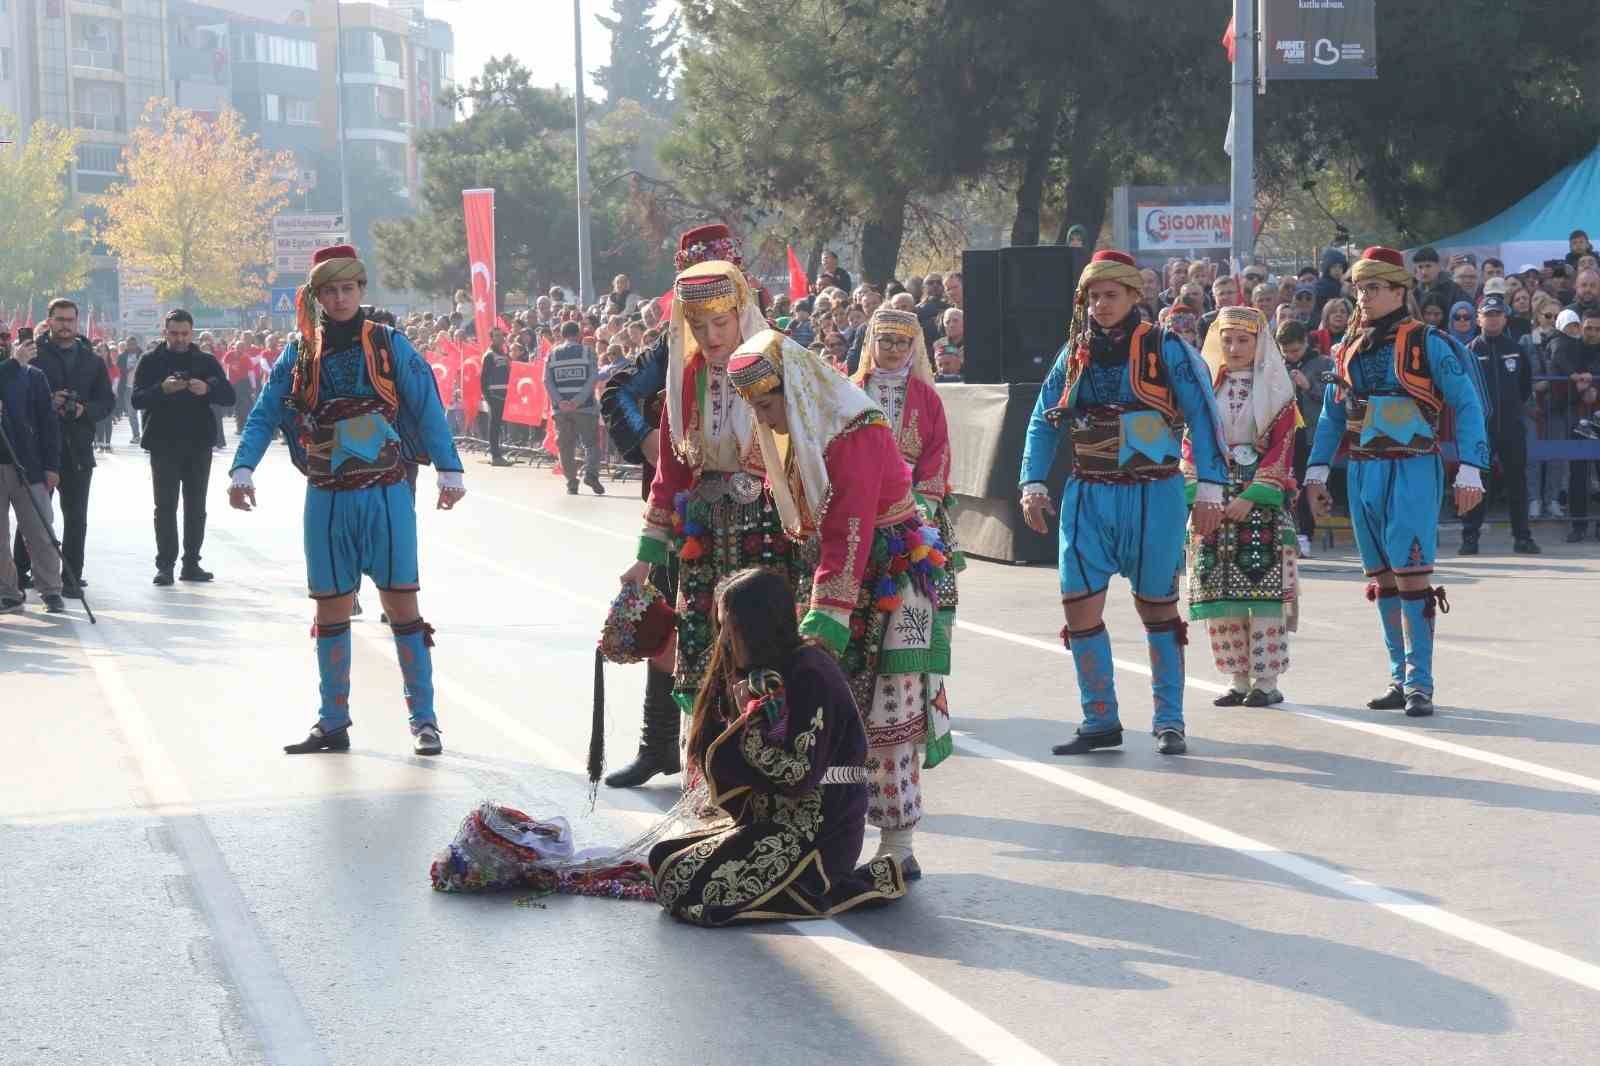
[293,243,371,412]
[1349,245,1411,288]
[674,223,744,272]
[727,330,786,400]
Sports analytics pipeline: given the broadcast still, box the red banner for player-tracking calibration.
[462,188,497,347]
[460,352,483,431]
[427,351,457,407]
[786,245,809,302]
[502,362,545,426]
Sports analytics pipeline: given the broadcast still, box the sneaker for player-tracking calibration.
[566,482,579,495]
[1514,537,1542,554]
[1458,536,1479,556]
[1567,526,1588,543]
[585,478,606,496]
[413,724,443,756]
[42,594,65,614]
[153,569,174,586]
[1550,500,1567,518]
[1297,534,1311,558]
[178,564,213,582]
[1529,500,1543,519]
[0,596,22,614]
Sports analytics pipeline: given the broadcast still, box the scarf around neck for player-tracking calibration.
[1087,309,1141,366]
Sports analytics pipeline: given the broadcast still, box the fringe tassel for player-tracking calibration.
[1365,581,1379,603]
[1425,586,1449,619]
[588,648,605,806]
[1059,624,1071,649]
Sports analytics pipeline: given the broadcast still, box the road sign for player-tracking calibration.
[273,234,346,255]
[272,213,345,237]
[270,286,299,315]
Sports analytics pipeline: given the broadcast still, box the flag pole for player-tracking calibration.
[1230,0,1255,268]
[573,0,596,309]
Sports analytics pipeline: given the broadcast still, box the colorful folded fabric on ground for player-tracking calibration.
[429,802,657,902]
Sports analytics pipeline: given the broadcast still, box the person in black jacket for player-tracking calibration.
[132,309,235,584]
[0,333,66,612]
[12,299,113,596]
[480,329,512,466]
[1461,297,1538,555]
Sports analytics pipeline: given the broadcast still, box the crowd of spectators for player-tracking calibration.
[1144,230,1600,547]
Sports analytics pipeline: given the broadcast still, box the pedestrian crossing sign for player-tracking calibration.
[270,286,298,315]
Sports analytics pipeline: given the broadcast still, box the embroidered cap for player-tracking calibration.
[675,224,744,272]
[870,308,921,339]
[674,265,745,318]
[1077,249,1144,297]
[727,331,786,399]
[1213,305,1263,335]
[1350,245,1412,288]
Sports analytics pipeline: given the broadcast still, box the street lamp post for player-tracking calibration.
[334,0,351,240]
[572,0,595,308]
[1229,0,1254,269]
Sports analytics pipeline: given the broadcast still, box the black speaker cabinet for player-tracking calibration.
[959,249,1003,384]
[960,246,1084,385]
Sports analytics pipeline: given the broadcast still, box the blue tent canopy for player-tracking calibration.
[1432,144,1600,247]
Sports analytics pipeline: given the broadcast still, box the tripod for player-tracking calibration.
[0,399,97,624]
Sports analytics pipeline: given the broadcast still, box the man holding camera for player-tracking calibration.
[12,299,113,597]
[0,329,66,613]
[132,309,235,585]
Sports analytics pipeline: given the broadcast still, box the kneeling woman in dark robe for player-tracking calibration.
[648,567,907,925]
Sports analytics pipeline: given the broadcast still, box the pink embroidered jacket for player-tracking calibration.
[863,375,953,499]
[807,421,918,619]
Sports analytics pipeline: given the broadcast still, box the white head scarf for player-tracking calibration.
[665,260,770,463]
[727,329,883,537]
[1199,306,1297,440]
[854,307,934,387]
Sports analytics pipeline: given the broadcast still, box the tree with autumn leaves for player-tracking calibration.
[0,110,90,310]
[98,103,294,308]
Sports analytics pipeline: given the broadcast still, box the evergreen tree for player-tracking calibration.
[593,0,682,116]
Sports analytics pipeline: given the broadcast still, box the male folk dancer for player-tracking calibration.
[1020,250,1229,756]
[1304,247,1488,718]
[229,245,467,755]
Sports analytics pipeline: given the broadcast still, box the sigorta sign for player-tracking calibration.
[1137,205,1233,251]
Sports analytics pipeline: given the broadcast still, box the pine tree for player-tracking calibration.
[593,0,681,116]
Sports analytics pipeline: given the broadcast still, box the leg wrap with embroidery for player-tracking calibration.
[390,617,438,732]
[1144,618,1188,734]
[1398,587,1448,697]
[1367,581,1405,687]
[1064,623,1120,735]
[313,620,353,731]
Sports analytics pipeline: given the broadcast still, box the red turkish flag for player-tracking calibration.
[462,188,497,346]
[1221,16,1236,63]
[786,245,809,302]
[502,362,545,426]
[459,353,483,427]
[427,351,457,406]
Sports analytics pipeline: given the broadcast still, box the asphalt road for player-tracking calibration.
[5,423,1600,1066]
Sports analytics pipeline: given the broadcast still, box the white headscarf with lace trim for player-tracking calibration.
[665,260,771,463]
[727,329,883,537]
[1199,306,1296,441]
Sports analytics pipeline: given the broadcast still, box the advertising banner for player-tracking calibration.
[1263,0,1378,81]
[1136,204,1233,251]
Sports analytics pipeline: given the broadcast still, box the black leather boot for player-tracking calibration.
[604,668,682,788]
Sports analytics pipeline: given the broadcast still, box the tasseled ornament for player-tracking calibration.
[1175,619,1189,646]
[1060,624,1072,649]
[1365,581,1380,603]
[876,595,902,612]
[587,647,605,806]
[910,544,931,563]
[1425,585,1449,619]
[680,538,705,561]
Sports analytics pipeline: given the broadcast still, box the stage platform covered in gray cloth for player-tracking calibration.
[937,382,1071,565]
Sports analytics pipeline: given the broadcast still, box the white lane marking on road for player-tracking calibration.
[1296,617,1533,664]
[788,921,1061,1066]
[77,626,331,1066]
[953,731,1600,994]
[347,628,1059,1066]
[955,619,1600,796]
[472,490,633,543]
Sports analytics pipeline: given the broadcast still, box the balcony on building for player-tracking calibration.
[340,27,403,83]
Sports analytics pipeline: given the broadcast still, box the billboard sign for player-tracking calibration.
[1263,0,1378,80]
[1136,204,1232,251]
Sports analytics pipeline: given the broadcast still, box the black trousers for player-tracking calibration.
[15,462,91,584]
[1291,427,1315,537]
[1570,450,1594,530]
[151,447,213,570]
[486,398,506,458]
[1465,425,1531,540]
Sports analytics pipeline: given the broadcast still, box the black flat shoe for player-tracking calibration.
[179,565,213,582]
[1368,685,1406,710]
[153,570,174,586]
[1457,538,1479,556]
[1213,689,1248,707]
[1244,689,1270,707]
[42,594,66,614]
[1051,728,1123,756]
[284,723,351,754]
[1514,538,1542,554]
[413,724,442,756]
[585,478,606,496]
[1156,728,1188,755]
[1567,527,1588,543]
[1404,692,1435,718]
